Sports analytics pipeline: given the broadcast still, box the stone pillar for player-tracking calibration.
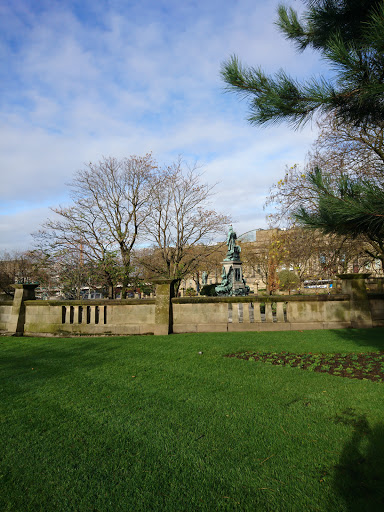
[152,278,176,335]
[337,273,372,328]
[8,284,39,336]
[221,260,245,295]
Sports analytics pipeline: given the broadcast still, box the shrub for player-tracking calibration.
[200,284,217,296]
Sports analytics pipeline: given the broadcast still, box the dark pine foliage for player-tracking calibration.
[294,168,384,261]
[221,0,384,128]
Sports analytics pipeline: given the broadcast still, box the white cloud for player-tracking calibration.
[0,0,324,250]
[0,207,50,252]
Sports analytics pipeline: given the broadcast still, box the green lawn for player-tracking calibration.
[1,329,384,511]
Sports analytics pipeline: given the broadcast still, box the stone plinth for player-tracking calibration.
[336,273,372,328]
[222,260,246,295]
[8,284,39,335]
[151,278,176,335]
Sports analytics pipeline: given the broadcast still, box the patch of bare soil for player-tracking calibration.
[225,351,384,382]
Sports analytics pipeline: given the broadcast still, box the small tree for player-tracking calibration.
[278,269,300,294]
[239,230,287,292]
[200,284,217,296]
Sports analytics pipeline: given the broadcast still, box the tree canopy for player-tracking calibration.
[140,159,230,291]
[35,155,155,298]
[35,155,229,297]
[221,0,384,128]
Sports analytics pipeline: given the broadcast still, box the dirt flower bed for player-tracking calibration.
[225,351,384,383]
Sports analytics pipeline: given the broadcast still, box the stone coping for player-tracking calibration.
[24,298,156,306]
[0,301,13,306]
[172,294,350,304]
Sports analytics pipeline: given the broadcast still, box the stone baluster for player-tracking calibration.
[276,302,285,322]
[265,303,273,323]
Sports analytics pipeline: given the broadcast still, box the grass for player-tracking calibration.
[1,328,384,511]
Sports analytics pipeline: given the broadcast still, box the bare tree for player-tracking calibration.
[265,114,384,266]
[315,115,384,183]
[35,154,156,298]
[0,251,36,297]
[240,228,368,294]
[240,230,287,292]
[141,159,231,292]
[266,115,384,228]
[275,228,366,287]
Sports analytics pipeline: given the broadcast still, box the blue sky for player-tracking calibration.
[0,0,329,251]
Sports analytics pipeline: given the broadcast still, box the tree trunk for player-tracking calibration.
[172,279,181,298]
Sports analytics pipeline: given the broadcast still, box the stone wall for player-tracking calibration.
[368,294,384,327]
[23,299,156,336]
[172,294,353,333]
[1,274,384,336]
[0,302,12,331]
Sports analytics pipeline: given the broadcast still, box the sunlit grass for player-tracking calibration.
[1,329,384,511]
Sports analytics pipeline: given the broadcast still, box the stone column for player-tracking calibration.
[337,273,372,328]
[152,278,176,335]
[8,284,39,336]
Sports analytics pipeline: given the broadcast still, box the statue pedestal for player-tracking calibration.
[216,259,249,296]
[222,260,244,294]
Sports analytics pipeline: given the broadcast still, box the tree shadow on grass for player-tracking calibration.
[0,338,133,399]
[332,408,384,511]
[334,327,384,352]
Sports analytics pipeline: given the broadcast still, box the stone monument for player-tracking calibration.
[215,226,250,296]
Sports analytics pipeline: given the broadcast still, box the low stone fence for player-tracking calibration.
[0,301,13,331]
[1,275,383,336]
[23,299,156,336]
[172,294,355,332]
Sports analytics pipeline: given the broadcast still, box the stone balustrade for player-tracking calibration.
[1,274,383,336]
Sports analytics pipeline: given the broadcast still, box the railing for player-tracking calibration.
[171,294,354,333]
[61,305,107,325]
[227,302,286,323]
